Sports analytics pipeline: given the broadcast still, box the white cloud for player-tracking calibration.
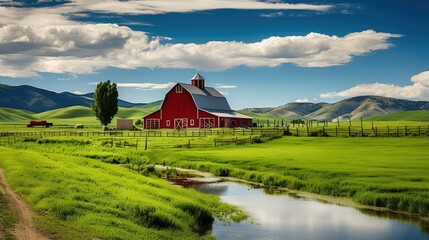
[320,71,429,100]
[112,82,176,90]
[259,11,284,18]
[66,0,332,15]
[0,24,401,78]
[295,98,309,102]
[0,1,332,27]
[216,84,237,89]
[72,90,83,94]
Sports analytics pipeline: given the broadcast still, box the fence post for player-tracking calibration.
[348,126,351,137]
[375,127,378,137]
[188,139,191,149]
[418,126,421,135]
[322,127,325,136]
[214,139,217,147]
[387,126,390,135]
[145,133,148,150]
[405,126,408,136]
[296,128,299,136]
[335,127,338,136]
[360,118,363,136]
[136,139,138,150]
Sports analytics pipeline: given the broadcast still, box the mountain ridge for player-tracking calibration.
[0,84,148,113]
[241,95,429,121]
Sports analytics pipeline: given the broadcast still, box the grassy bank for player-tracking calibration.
[154,137,429,217]
[0,146,245,240]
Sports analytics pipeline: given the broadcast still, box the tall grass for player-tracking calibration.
[0,146,245,239]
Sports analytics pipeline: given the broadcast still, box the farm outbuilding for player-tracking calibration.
[143,74,252,129]
[117,119,134,130]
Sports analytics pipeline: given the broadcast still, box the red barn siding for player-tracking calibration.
[158,87,198,129]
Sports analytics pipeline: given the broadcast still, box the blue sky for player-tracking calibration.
[0,0,428,109]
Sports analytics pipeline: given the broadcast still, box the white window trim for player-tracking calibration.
[166,120,170,126]
[176,85,183,93]
[190,119,194,126]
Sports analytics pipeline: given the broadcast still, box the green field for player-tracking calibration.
[0,143,245,239]
[365,110,429,122]
[155,137,429,216]
[1,107,429,238]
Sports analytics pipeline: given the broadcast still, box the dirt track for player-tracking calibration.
[0,169,50,240]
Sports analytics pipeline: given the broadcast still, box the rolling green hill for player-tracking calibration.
[0,107,35,122]
[0,101,163,125]
[365,110,429,121]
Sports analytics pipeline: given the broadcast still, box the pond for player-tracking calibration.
[171,179,429,240]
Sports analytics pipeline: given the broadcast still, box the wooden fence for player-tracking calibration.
[0,125,428,150]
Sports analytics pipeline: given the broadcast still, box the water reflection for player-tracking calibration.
[176,180,429,240]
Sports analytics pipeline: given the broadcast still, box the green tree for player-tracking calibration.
[91,80,118,127]
[135,119,143,126]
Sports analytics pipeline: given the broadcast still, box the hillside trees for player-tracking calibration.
[92,80,118,128]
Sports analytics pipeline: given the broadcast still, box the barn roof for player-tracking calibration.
[202,109,252,119]
[179,83,232,111]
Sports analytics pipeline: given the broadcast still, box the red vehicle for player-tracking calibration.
[27,120,53,128]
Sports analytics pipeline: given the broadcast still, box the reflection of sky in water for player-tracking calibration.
[198,182,429,240]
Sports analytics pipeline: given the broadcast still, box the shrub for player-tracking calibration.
[175,203,214,233]
[132,205,178,229]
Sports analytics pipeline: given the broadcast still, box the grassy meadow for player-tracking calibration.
[153,137,429,217]
[0,144,246,239]
[1,108,429,238]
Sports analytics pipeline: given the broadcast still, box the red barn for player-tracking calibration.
[143,74,252,129]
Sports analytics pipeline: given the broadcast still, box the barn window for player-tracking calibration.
[176,85,183,93]
[166,120,170,126]
[190,119,194,126]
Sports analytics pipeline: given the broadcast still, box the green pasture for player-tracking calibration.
[0,144,245,240]
[365,110,429,122]
[2,134,429,219]
[154,137,429,216]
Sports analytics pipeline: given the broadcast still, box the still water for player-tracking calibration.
[176,179,429,240]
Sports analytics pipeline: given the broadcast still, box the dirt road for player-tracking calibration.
[0,169,50,240]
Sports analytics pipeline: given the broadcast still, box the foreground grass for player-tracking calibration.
[0,147,245,240]
[0,188,17,240]
[155,137,429,217]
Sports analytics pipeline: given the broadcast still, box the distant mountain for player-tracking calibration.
[241,96,429,121]
[0,84,148,113]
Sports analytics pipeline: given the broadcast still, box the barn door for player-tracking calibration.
[174,118,188,129]
[199,118,215,128]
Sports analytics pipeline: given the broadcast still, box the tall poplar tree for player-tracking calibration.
[91,80,118,128]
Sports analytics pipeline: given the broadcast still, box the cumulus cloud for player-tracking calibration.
[0,24,402,78]
[295,98,309,102]
[320,71,429,100]
[71,90,83,94]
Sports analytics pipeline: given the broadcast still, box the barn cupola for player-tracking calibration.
[191,73,205,89]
